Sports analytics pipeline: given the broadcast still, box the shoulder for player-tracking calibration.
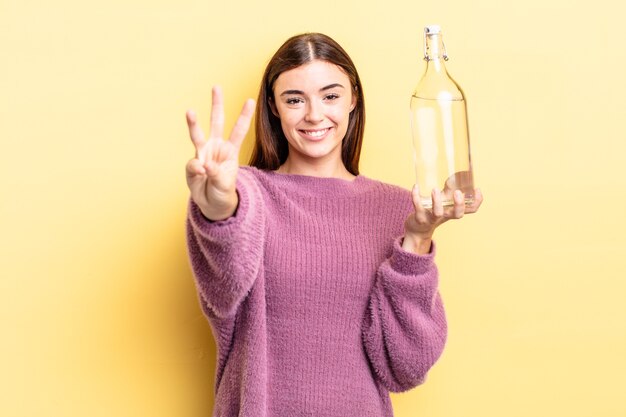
[362,176,409,194]
[359,175,412,200]
[231,166,269,200]
[239,165,262,177]
[238,165,272,189]
[237,165,285,199]
[238,165,271,185]
[358,175,414,216]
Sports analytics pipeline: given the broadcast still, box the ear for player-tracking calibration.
[269,96,280,117]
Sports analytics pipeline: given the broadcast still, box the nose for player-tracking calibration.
[304,100,323,124]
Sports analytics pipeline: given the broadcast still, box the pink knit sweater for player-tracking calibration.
[185,166,447,417]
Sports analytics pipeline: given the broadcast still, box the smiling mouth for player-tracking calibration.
[299,128,331,138]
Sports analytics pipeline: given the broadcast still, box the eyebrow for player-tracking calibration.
[279,83,345,96]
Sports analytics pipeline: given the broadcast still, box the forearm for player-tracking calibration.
[186,173,265,318]
[362,237,445,392]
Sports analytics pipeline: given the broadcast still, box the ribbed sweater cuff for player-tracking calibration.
[389,236,437,275]
[187,174,251,241]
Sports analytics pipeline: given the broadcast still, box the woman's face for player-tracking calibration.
[271,60,356,165]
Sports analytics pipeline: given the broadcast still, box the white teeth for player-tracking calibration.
[303,128,329,137]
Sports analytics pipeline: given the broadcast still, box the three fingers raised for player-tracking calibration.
[186,86,256,156]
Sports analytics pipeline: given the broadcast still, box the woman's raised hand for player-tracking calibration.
[185,86,256,221]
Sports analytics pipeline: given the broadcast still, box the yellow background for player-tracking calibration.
[2,0,625,416]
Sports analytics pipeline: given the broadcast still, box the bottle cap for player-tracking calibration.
[424,25,441,35]
[422,25,448,61]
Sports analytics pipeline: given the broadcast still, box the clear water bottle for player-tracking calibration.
[410,25,474,208]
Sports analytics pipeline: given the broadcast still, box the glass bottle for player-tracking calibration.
[410,25,474,208]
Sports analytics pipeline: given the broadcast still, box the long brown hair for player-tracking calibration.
[248,33,365,175]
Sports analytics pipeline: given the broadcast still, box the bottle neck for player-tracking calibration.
[423,33,448,75]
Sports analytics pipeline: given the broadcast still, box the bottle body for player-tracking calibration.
[410,26,474,208]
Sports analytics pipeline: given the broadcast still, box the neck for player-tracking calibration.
[277,154,354,180]
[424,33,447,75]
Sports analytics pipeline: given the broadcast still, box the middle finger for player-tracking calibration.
[209,85,225,139]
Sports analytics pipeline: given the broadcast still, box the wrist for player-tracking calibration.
[401,234,433,255]
[200,191,239,221]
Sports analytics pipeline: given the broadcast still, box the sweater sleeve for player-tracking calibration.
[361,236,447,393]
[185,169,266,319]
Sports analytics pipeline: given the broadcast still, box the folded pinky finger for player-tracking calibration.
[467,188,484,213]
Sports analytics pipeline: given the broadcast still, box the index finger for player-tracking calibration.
[186,109,206,158]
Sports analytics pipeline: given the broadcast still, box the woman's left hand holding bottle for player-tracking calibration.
[185,86,256,221]
[402,186,484,254]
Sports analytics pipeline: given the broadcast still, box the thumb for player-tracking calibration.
[186,158,205,178]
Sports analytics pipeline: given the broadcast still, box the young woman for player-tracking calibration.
[184,33,482,417]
